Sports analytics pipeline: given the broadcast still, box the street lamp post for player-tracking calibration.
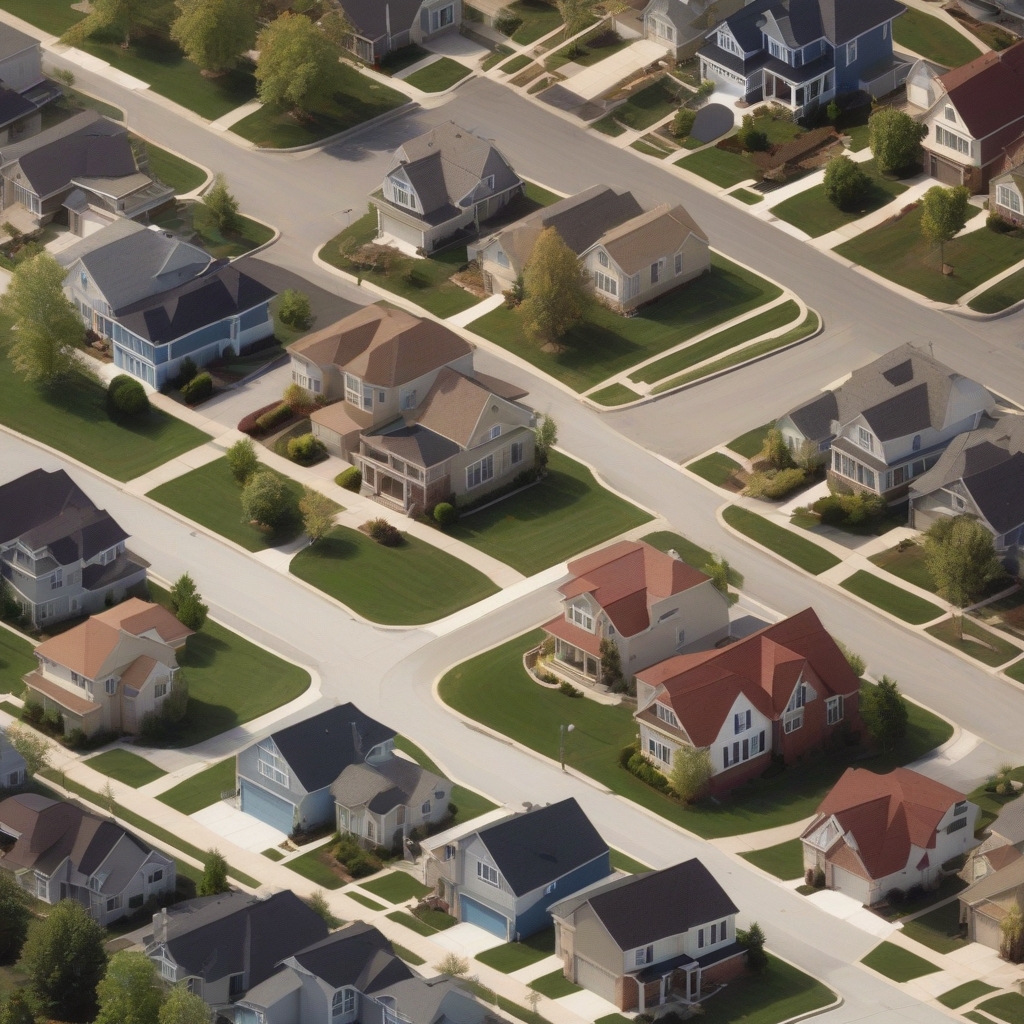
[560,723,575,771]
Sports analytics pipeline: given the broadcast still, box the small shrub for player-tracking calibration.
[241,470,292,531]
[176,357,198,387]
[696,79,714,98]
[671,107,696,139]
[106,374,149,418]
[335,466,362,492]
[177,593,208,631]
[558,681,583,698]
[805,868,814,886]
[626,751,669,791]
[42,708,64,735]
[813,867,825,888]
[180,372,213,405]
[619,741,639,768]
[365,518,403,546]
[823,155,870,210]
[277,289,312,329]
[988,213,1015,233]
[334,833,383,878]
[827,100,840,122]
[226,438,259,483]
[738,115,769,151]
[255,401,292,434]
[494,8,523,35]
[886,887,905,906]
[286,432,327,465]
[21,700,43,726]
[433,502,458,528]
[65,728,87,750]
[744,467,805,500]
[812,490,886,527]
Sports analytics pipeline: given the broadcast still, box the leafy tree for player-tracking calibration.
[299,487,336,545]
[737,114,768,152]
[520,227,592,345]
[95,952,162,1024]
[1002,902,1024,963]
[0,873,31,963]
[320,8,356,49]
[255,14,339,112]
[158,985,211,1024]
[198,849,229,896]
[822,155,870,210]
[226,437,259,483]
[19,899,107,1022]
[671,107,696,139]
[599,638,624,691]
[861,676,908,752]
[277,289,312,329]
[702,554,732,596]
[837,640,865,677]
[868,108,926,174]
[757,427,793,470]
[0,253,84,384]
[176,592,208,631]
[5,725,49,778]
[534,414,557,470]
[202,173,239,234]
[920,184,971,269]
[62,0,162,46]
[738,922,768,972]
[241,471,290,530]
[669,745,714,803]
[792,438,826,472]
[169,572,197,611]
[170,0,258,73]
[0,990,35,1024]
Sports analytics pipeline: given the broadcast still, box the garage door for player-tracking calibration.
[575,957,617,1004]
[240,780,294,834]
[460,896,508,938]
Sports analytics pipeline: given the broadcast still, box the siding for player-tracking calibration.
[513,852,612,939]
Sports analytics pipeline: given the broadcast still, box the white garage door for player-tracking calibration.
[575,957,617,1003]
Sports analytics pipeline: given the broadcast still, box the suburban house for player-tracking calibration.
[959,854,1024,950]
[234,922,500,1024]
[634,608,861,792]
[0,727,26,789]
[549,860,743,1011]
[335,0,463,62]
[641,0,746,60]
[909,415,1024,558]
[800,767,978,906]
[471,185,711,312]
[371,122,523,254]
[0,24,61,146]
[990,157,1024,228]
[426,797,613,940]
[23,598,192,739]
[540,540,731,691]
[778,344,994,503]
[0,793,175,924]
[698,0,909,117]
[58,219,276,387]
[962,795,1024,885]
[0,468,148,628]
[0,111,174,235]
[905,42,1024,191]
[146,891,329,1013]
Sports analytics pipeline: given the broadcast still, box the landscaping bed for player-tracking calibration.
[158,758,235,815]
[892,7,981,67]
[404,57,471,92]
[839,570,943,624]
[84,749,166,788]
[722,506,840,574]
[926,616,1022,667]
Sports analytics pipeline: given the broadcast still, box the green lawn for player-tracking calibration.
[386,910,442,936]
[506,0,562,43]
[438,450,652,576]
[0,0,84,34]
[547,26,631,71]
[287,848,344,889]
[0,331,208,481]
[926,616,1022,667]
[893,7,981,67]
[0,700,21,718]
[739,838,804,880]
[529,970,580,998]
[477,929,555,972]
[835,208,1024,303]
[481,45,514,71]
[358,872,431,904]
[152,202,273,260]
[158,758,235,815]
[965,1012,994,1024]
[869,543,937,592]
[590,383,640,406]
[594,1016,632,1024]
[392,942,426,965]
[840,571,943,624]
[592,114,627,137]
[610,849,650,873]
[900,900,968,954]
[728,423,773,459]
[861,941,940,981]
[601,77,678,132]
[148,457,312,552]
[732,188,765,205]
[641,530,712,571]
[231,65,406,148]
[378,44,431,74]
[148,582,311,747]
[677,146,755,188]
[136,139,207,195]
[978,993,1024,1024]
[0,626,33,696]
[290,526,499,625]
[262,847,284,861]
[404,57,471,92]
[631,301,800,384]
[687,452,743,487]
[347,891,387,911]
[471,253,781,392]
[1005,659,1024,684]
[771,160,908,238]
[969,266,1024,314]
[632,140,671,158]
[937,981,998,1009]
[84,749,166,788]
[652,310,819,393]
[499,54,534,74]
[722,506,841,575]
[699,953,834,1024]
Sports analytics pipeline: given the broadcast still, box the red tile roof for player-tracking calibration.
[636,608,859,746]
[941,42,1024,141]
[542,615,603,657]
[559,541,709,638]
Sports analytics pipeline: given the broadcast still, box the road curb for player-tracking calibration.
[245,100,419,154]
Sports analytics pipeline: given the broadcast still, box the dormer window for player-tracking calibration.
[786,684,807,712]
[945,106,955,122]
[568,601,593,631]
[483,175,495,190]
[858,426,872,451]
[392,182,413,208]
[80,272,88,290]
[654,703,679,728]
[332,988,356,1017]
[598,250,609,267]
[489,424,501,440]
[717,30,739,55]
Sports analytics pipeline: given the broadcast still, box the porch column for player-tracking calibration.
[695,968,701,1002]
[637,980,645,1013]
[659,976,666,1005]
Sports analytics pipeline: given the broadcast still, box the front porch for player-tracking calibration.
[762,66,835,119]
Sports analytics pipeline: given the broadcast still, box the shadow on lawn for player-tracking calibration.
[450,467,591,531]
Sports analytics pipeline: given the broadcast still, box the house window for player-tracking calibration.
[186,979,202,997]
[717,31,740,55]
[333,989,356,1017]
[345,374,362,406]
[445,845,455,860]
[477,861,499,886]
[787,684,806,712]
[392,184,413,208]
[947,817,968,834]
[912,434,921,451]
[719,920,728,941]
[826,695,843,725]
[945,105,956,121]
[401,387,417,410]
[366,817,376,842]
[80,271,89,290]
[648,738,672,764]
[710,922,717,944]
[71,671,85,689]
[858,427,872,451]
[229,975,245,998]
[655,703,678,727]
[784,713,803,733]
[431,3,455,30]
[650,261,661,285]
[510,441,524,465]
[106,895,122,912]
[466,455,494,489]
[846,38,857,63]
[161,962,176,981]
[766,37,788,61]
[569,601,593,631]
[734,710,751,734]
[154,681,167,698]
[256,741,289,787]
[422,801,431,814]
[997,184,1022,214]
[936,126,971,155]
[106,678,118,695]
[489,424,501,440]
[378,391,386,403]
[50,568,62,590]
[674,253,682,275]
[148,869,163,883]
[955,800,968,815]
[676,627,686,648]
[598,250,609,267]
[483,175,495,190]
[594,271,617,296]
[634,945,653,966]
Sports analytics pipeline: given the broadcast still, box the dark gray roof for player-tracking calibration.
[331,758,446,815]
[115,264,275,344]
[0,86,35,130]
[714,0,905,50]
[292,923,413,991]
[0,22,37,61]
[763,51,835,83]
[587,860,739,949]
[82,551,147,591]
[784,391,838,445]
[339,0,424,39]
[373,975,492,1024]
[476,798,609,897]
[364,424,461,469]
[696,42,771,76]
[268,704,396,794]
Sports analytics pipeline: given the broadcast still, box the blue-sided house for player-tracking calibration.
[427,797,613,941]
[698,0,909,118]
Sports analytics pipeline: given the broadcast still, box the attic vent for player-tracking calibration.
[491,404,499,412]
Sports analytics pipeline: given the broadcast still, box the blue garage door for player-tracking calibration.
[240,780,294,834]
[460,896,508,938]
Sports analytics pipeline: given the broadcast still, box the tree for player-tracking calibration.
[822,155,870,210]
[6,725,49,778]
[519,227,592,345]
[170,0,258,73]
[95,952,162,1024]
[241,470,290,530]
[1002,902,1024,963]
[198,849,229,896]
[226,437,259,483]
[0,990,35,1024]
[62,0,161,46]
[277,289,312,329]
[320,8,356,50]
[738,922,768,972]
[255,14,339,112]
[868,107,926,175]
[837,640,865,677]
[669,745,714,803]
[0,253,84,384]
[737,114,768,152]
[599,638,624,691]
[792,438,825,472]
[534,414,557,470]
[861,676,908,753]
[757,427,793,470]
[702,554,732,596]
[158,985,211,1024]
[671,107,696,139]
[434,953,470,977]
[19,899,107,1022]
[202,173,239,234]
[0,872,31,963]
[169,572,197,611]
[556,0,599,40]
[921,184,971,269]
[299,487,336,545]
[176,592,208,631]
[102,778,117,815]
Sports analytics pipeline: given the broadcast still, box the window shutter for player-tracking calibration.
[758,730,765,754]
[722,746,730,768]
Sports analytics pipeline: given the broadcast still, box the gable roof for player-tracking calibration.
[940,42,1024,140]
[266,704,396,793]
[93,598,193,646]
[715,0,905,49]
[290,304,471,387]
[783,390,839,444]
[337,0,426,41]
[474,797,609,897]
[291,923,413,991]
[596,204,708,276]
[961,852,1024,906]
[991,795,1024,846]
[331,757,446,815]
[806,767,966,879]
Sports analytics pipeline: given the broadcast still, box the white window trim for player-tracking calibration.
[477,860,499,886]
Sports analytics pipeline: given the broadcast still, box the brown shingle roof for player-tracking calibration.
[598,204,708,276]
[310,401,364,440]
[940,42,1024,140]
[409,366,523,448]
[34,619,121,679]
[119,655,156,694]
[23,672,102,716]
[94,598,192,646]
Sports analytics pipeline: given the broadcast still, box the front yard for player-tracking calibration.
[477,930,555,973]
[892,7,981,68]
[153,202,273,260]
[84,749,166,788]
[158,758,235,814]
[699,954,835,1024]
[861,941,940,982]
[926,616,1021,667]
[0,626,34,696]
[591,75,679,133]
[470,253,782,392]
[0,0,83,34]
[740,838,804,880]
[137,139,208,195]
[869,541,937,592]
[403,58,471,92]
[547,26,631,71]
[969,266,1024,314]
[839,570,943,624]
[900,900,968,954]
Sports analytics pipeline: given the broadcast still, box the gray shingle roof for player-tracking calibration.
[337,0,425,40]
[598,203,708,276]
[292,923,413,991]
[991,794,1024,846]
[0,21,37,61]
[362,423,462,468]
[784,390,838,445]
[714,0,905,50]
[331,757,446,814]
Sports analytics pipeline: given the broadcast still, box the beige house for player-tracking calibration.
[960,855,1024,950]
[24,599,191,738]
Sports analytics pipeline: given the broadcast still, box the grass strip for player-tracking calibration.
[860,941,940,982]
[529,970,581,998]
[262,848,284,861]
[386,910,437,936]
[938,981,998,1009]
[0,624,33,697]
[0,700,22,718]
[979,993,1024,1024]
[926,616,1022,667]
[84,749,166,788]
[731,188,764,204]
[358,872,431,903]
[392,942,426,965]
[968,266,1024,314]
[840,570,944,624]
[589,383,641,406]
[403,57,471,92]
[158,759,235,815]
[286,848,344,889]
[723,505,840,575]
[347,891,387,911]
[610,849,650,873]
[739,838,804,880]
[727,423,773,458]
[687,452,742,487]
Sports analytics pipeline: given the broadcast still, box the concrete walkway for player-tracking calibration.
[209,99,262,131]
[553,39,663,102]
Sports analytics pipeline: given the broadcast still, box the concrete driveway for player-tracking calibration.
[556,39,666,101]
[191,799,289,853]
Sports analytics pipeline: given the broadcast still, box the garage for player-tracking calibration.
[575,957,617,1004]
[459,896,509,938]
[240,780,294,835]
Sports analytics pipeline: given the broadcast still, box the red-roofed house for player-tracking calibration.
[905,43,1024,191]
[801,767,977,906]
[541,541,730,690]
[633,609,860,792]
